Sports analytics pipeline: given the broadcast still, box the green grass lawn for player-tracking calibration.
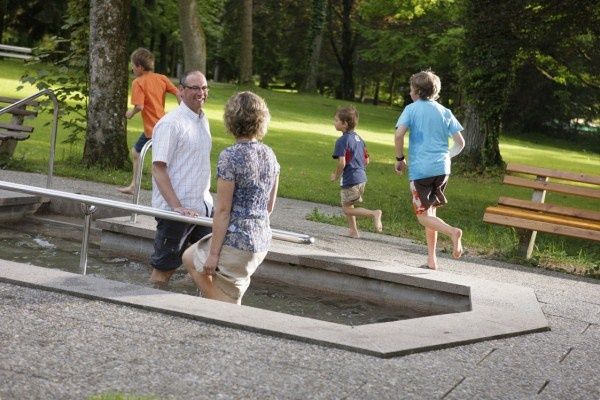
[1,59,599,276]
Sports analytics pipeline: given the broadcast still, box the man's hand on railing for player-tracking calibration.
[174,206,199,218]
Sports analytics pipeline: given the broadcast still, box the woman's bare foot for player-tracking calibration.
[117,185,135,195]
[373,210,383,232]
[452,228,463,259]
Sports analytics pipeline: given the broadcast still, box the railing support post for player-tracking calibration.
[130,139,153,223]
[79,203,97,275]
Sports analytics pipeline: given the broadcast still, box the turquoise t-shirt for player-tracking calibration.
[395,99,463,181]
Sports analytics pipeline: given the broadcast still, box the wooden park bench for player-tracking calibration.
[483,163,600,258]
[0,96,40,158]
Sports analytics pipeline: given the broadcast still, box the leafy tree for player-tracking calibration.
[20,0,89,151]
[503,0,600,135]
[458,0,518,171]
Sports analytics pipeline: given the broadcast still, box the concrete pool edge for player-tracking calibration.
[0,256,549,358]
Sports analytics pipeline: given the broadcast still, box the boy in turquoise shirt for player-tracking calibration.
[394,70,465,269]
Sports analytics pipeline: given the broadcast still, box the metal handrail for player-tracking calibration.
[0,180,315,275]
[130,139,153,223]
[0,89,59,188]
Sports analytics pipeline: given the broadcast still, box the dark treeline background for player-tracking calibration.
[1,0,598,169]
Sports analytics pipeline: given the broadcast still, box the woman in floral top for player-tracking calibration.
[183,91,280,304]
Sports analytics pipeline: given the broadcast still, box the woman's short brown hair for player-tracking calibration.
[224,91,271,140]
[335,105,359,131]
[130,48,155,72]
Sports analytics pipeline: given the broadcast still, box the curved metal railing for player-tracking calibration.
[0,180,315,275]
[0,89,59,188]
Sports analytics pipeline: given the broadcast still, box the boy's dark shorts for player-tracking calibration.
[151,218,212,271]
[133,133,151,153]
[409,174,449,215]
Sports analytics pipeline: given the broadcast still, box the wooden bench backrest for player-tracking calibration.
[504,163,600,199]
[0,96,40,117]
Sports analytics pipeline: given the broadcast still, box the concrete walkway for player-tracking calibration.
[0,171,599,399]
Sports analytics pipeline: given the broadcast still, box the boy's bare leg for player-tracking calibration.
[373,209,383,232]
[342,204,383,235]
[342,204,360,238]
[117,148,140,194]
[425,227,438,269]
[416,208,463,261]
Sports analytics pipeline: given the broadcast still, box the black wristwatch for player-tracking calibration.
[396,156,405,162]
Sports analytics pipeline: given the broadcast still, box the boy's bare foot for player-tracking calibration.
[427,256,437,270]
[452,228,463,259]
[348,230,360,239]
[373,210,383,232]
[117,185,135,195]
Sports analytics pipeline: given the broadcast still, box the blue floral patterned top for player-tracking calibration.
[218,142,280,252]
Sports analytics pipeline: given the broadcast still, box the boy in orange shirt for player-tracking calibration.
[118,48,181,194]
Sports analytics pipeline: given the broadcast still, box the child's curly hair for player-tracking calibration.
[224,91,271,140]
[410,70,441,100]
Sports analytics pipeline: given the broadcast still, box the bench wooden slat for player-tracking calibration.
[0,96,40,106]
[0,130,30,140]
[0,122,34,132]
[1,108,38,117]
[504,175,600,199]
[498,197,600,222]
[0,51,33,60]
[485,206,600,232]
[507,163,600,185]
[483,211,600,242]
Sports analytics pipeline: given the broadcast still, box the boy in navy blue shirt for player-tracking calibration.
[330,106,382,238]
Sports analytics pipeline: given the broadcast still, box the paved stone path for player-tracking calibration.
[0,171,598,399]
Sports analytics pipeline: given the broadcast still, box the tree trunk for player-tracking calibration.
[388,71,396,105]
[373,81,380,105]
[178,0,206,74]
[239,0,253,84]
[457,103,504,171]
[328,0,356,100]
[301,0,327,93]
[84,0,130,169]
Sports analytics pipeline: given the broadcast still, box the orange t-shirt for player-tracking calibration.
[130,72,178,137]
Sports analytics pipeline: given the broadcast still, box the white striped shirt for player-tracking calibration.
[151,102,213,215]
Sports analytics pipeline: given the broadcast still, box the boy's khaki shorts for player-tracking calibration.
[340,182,366,206]
[189,235,267,302]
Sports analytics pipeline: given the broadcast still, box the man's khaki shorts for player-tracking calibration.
[340,182,366,206]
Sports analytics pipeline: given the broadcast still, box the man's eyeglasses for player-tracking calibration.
[182,85,209,92]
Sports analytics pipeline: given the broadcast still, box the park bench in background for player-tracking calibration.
[0,44,34,60]
[0,96,40,158]
[483,163,600,258]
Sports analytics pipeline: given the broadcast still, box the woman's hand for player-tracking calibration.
[203,254,219,276]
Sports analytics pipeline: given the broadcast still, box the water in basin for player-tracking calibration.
[0,228,410,325]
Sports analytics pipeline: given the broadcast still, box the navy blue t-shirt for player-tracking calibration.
[332,131,368,187]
